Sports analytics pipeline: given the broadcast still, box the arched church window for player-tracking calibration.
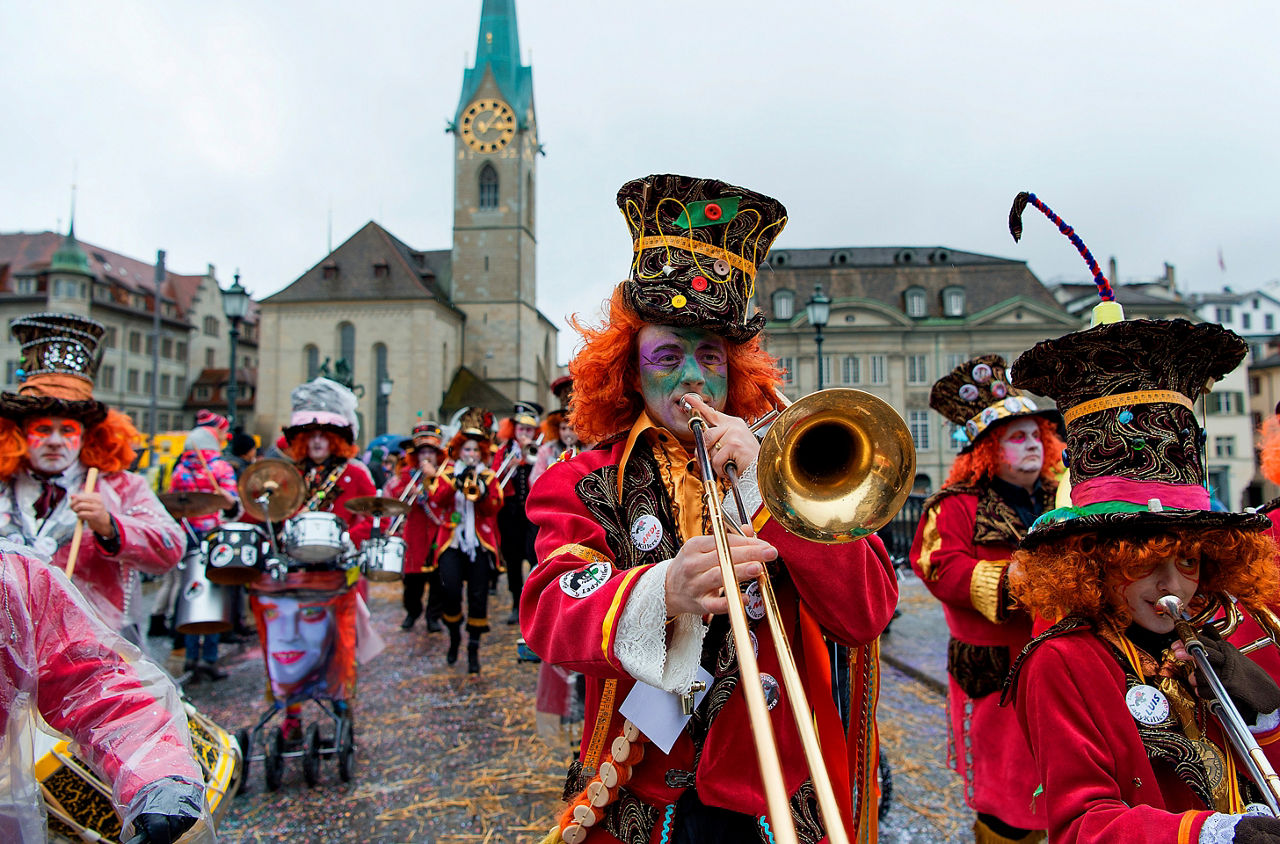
[339,322,355,370]
[479,164,499,210]
[305,344,319,380]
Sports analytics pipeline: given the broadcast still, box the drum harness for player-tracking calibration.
[303,462,347,512]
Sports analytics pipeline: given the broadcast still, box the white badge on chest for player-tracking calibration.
[630,514,663,552]
[1125,684,1171,725]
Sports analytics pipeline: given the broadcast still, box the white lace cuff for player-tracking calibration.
[1250,708,1280,735]
[1199,812,1241,843]
[720,458,763,528]
[614,560,708,694]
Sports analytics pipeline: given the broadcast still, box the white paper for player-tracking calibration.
[618,667,714,755]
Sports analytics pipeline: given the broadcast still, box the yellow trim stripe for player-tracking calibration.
[915,506,942,580]
[634,235,757,278]
[1258,727,1280,746]
[752,507,771,534]
[584,679,618,771]
[1063,389,1194,425]
[546,543,611,566]
[600,566,649,666]
[1177,810,1203,844]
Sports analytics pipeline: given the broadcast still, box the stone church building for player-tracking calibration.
[254,0,558,443]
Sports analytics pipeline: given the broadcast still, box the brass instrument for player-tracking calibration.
[682,387,916,844]
[386,468,423,535]
[1158,595,1280,813]
[496,434,544,487]
[453,460,483,502]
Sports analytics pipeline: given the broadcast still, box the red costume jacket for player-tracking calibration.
[909,482,1052,827]
[427,461,502,565]
[384,467,445,574]
[522,434,897,841]
[1011,618,1280,842]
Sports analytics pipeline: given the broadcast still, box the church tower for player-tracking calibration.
[449,0,545,403]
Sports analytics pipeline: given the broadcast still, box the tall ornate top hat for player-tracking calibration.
[283,377,360,444]
[1007,191,1267,546]
[456,406,494,442]
[616,174,787,343]
[0,313,107,425]
[930,354,1050,450]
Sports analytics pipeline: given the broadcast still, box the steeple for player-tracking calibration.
[50,187,91,277]
[452,0,532,125]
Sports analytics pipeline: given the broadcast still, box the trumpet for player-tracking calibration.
[496,434,543,487]
[1157,595,1280,813]
[453,461,483,502]
[682,387,915,844]
[386,469,423,535]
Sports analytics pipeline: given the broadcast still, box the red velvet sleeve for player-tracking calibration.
[909,494,987,610]
[476,469,504,517]
[339,461,378,547]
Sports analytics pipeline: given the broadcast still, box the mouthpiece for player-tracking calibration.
[1156,595,1185,618]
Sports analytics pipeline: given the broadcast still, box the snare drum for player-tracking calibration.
[36,702,240,842]
[283,512,347,563]
[174,549,232,635]
[203,522,267,585]
[361,536,406,582]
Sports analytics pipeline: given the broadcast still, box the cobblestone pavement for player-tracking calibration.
[158,576,970,843]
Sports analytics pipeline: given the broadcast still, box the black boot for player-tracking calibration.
[506,603,519,625]
[467,640,481,674]
[400,613,417,630]
[198,661,228,681]
[446,623,461,665]
[425,616,442,633]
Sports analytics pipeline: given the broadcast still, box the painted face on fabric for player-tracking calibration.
[306,430,332,462]
[994,418,1043,490]
[24,417,84,474]
[261,596,336,686]
[636,324,729,444]
[1121,555,1201,634]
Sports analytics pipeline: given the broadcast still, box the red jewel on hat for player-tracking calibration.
[704,203,722,221]
[691,275,709,292]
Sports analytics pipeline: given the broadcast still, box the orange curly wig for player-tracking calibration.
[1010,528,1279,627]
[285,430,359,462]
[447,433,492,463]
[568,286,781,444]
[0,409,140,477]
[944,416,1066,488]
[1259,415,1280,486]
[541,409,567,443]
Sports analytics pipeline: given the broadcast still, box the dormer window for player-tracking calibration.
[905,287,927,318]
[772,289,795,320]
[322,263,339,280]
[942,286,966,317]
[373,262,390,279]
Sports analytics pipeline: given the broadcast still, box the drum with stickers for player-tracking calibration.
[35,702,241,842]
[203,522,268,585]
[174,548,232,635]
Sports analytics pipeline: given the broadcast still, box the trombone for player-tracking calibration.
[496,434,543,487]
[683,387,916,844]
[1158,595,1280,813]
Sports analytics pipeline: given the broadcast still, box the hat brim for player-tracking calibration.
[959,408,1060,453]
[283,422,355,444]
[0,393,107,427]
[1020,509,1271,550]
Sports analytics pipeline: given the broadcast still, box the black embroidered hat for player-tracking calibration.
[616,174,787,343]
[930,354,1053,450]
[1012,318,1269,547]
[0,312,108,425]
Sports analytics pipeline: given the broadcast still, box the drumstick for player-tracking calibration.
[64,467,99,581]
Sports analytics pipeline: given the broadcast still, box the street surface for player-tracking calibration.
[156,576,971,843]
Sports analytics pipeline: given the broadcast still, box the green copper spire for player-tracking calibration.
[452,0,533,126]
[49,217,91,277]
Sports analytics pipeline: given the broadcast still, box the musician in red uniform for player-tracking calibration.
[386,420,447,632]
[494,400,542,625]
[429,408,503,673]
[908,355,1063,843]
[522,175,897,844]
[0,314,183,643]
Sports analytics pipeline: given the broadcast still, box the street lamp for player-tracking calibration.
[377,376,394,437]
[221,271,251,433]
[806,283,831,392]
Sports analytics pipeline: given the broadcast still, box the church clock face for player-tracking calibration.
[460,99,516,153]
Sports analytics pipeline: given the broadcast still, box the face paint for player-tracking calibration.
[1121,555,1200,634]
[306,430,332,462]
[994,418,1043,490]
[459,439,481,466]
[24,417,84,474]
[636,324,729,442]
[261,596,336,687]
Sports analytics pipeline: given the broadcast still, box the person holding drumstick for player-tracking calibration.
[521,175,897,844]
[0,314,183,644]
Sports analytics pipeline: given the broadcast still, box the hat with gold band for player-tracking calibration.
[929,354,1053,450]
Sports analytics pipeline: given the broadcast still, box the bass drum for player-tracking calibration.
[174,549,232,635]
[203,522,267,585]
[36,702,241,842]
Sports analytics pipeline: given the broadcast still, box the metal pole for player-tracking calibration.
[814,325,825,392]
[227,317,240,433]
[149,250,164,443]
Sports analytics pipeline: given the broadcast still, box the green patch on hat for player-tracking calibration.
[673,197,740,229]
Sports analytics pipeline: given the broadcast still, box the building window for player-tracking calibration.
[100,365,115,390]
[905,288,927,318]
[4,361,17,385]
[841,355,860,385]
[127,369,140,392]
[870,355,887,385]
[305,345,319,380]
[779,357,794,385]
[1207,391,1245,415]
[373,262,390,279]
[1252,376,1262,396]
[196,386,211,400]
[947,422,965,452]
[129,331,142,353]
[322,264,339,280]
[907,355,928,385]
[817,355,833,387]
[1215,436,1236,458]
[945,353,966,373]
[339,322,355,369]
[203,316,218,337]
[772,290,795,321]
[908,410,931,450]
[144,372,154,393]
[16,278,35,294]
[176,376,186,397]
[159,413,170,430]
[1253,411,1264,431]
[175,341,187,361]
[103,327,118,348]
[205,347,215,368]
[478,163,499,210]
[1268,314,1275,331]
[942,287,965,317]
[162,337,173,358]
[1216,307,1233,323]
[160,373,171,396]
[1243,313,1253,330]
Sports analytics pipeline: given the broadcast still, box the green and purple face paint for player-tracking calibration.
[636,324,728,443]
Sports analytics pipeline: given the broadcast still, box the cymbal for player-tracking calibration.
[158,491,227,519]
[238,458,306,522]
[344,495,410,517]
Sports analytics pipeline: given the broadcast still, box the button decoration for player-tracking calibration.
[1118,409,1134,424]
[712,259,731,277]
[691,276,709,292]
[704,203,722,221]
[971,363,993,384]
[671,294,687,309]
[991,381,1008,398]
[958,384,979,402]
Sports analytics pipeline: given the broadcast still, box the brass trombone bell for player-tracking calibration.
[758,389,916,543]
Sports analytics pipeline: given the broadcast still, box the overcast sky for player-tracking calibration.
[3,1,1277,363]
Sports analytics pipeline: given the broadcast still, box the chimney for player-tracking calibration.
[1164,262,1176,291]
[1108,256,1118,287]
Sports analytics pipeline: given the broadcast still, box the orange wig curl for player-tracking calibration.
[541,409,567,443]
[495,417,516,445]
[0,409,140,478]
[568,286,781,444]
[944,416,1065,489]
[447,433,492,463]
[1010,527,1279,627]
[1259,415,1280,486]
[285,430,359,462]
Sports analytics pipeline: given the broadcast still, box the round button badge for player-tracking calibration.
[1125,684,1171,725]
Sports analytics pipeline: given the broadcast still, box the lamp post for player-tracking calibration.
[221,271,251,433]
[377,376,394,437]
[806,283,831,393]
